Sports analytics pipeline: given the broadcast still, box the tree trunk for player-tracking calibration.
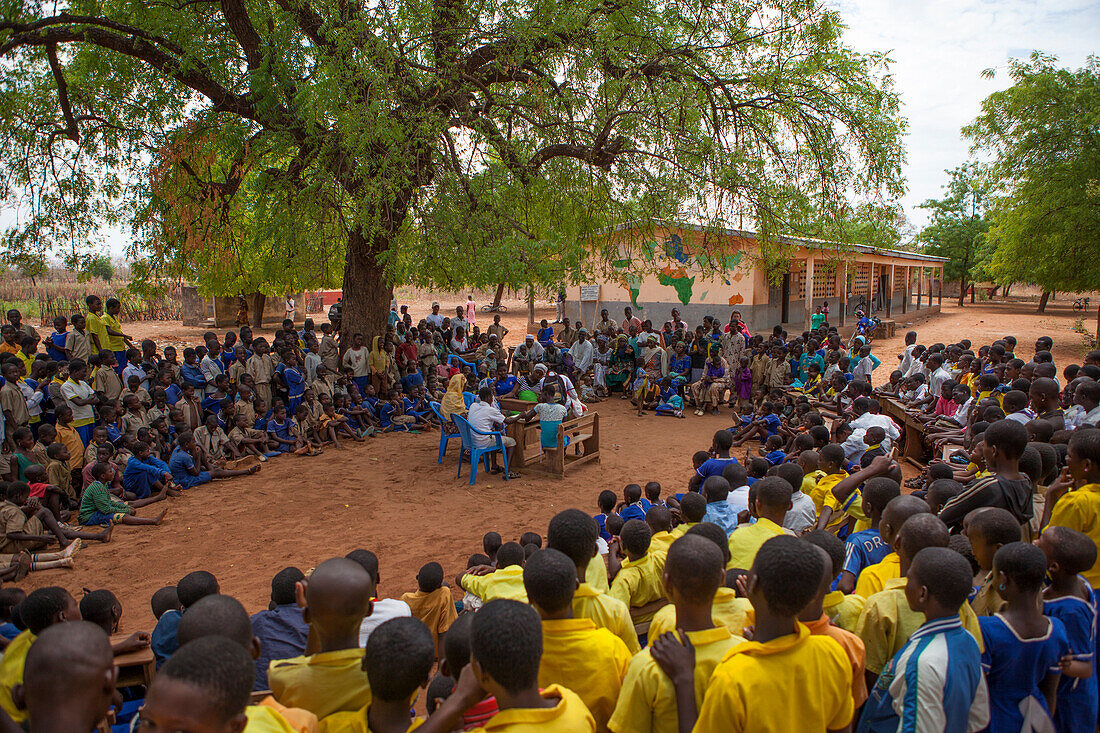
[339,225,394,344]
[1095,304,1099,347]
[491,282,506,308]
[250,293,266,328]
[958,278,966,307]
[1037,291,1051,313]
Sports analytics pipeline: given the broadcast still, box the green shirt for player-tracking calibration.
[811,313,827,329]
[79,481,132,524]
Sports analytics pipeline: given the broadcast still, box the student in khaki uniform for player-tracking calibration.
[400,562,457,657]
[268,558,374,720]
[92,351,123,401]
[0,481,106,557]
[547,509,639,654]
[0,362,29,445]
[609,534,744,733]
[247,339,277,410]
[416,599,597,733]
[525,548,631,731]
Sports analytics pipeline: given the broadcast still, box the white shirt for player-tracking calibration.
[426,313,445,328]
[929,367,952,398]
[450,337,469,353]
[357,598,411,647]
[571,339,594,372]
[123,363,150,392]
[303,351,321,385]
[285,298,295,311]
[899,344,917,374]
[1082,405,1100,427]
[199,356,223,396]
[841,429,869,462]
[60,378,96,423]
[452,317,469,334]
[849,412,900,452]
[467,400,506,448]
[725,485,751,516]
[1006,409,1035,425]
[783,491,817,534]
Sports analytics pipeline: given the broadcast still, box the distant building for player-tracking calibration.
[567,220,948,332]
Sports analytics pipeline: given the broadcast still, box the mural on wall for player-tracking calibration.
[611,232,746,307]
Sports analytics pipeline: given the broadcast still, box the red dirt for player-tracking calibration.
[18,298,1094,634]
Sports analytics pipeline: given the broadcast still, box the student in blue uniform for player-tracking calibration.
[980,542,1070,733]
[1038,525,1099,733]
[45,316,68,362]
[838,477,899,594]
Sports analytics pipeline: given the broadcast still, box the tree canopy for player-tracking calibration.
[964,53,1100,309]
[916,163,992,305]
[1,0,905,335]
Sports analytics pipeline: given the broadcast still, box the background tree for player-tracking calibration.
[0,0,905,337]
[916,163,991,306]
[82,254,114,282]
[964,53,1100,313]
[0,230,48,285]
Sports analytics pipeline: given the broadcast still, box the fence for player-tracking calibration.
[36,294,182,326]
[304,292,324,314]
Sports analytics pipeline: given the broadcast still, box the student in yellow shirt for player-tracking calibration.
[101,297,133,374]
[320,617,434,733]
[651,535,854,732]
[1043,430,1100,592]
[458,542,528,603]
[18,621,117,733]
[0,586,81,724]
[648,523,753,639]
[853,495,931,598]
[416,599,597,733]
[965,507,1020,616]
[817,453,899,536]
[547,509,640,653]
[727,477,793,571]
[855,513,983,679]
[804,530,866,633]
[668,492,706,538]
[83,295,109,354]
[525,548,631,731]
[268,558,374,720]
[808,444,848,515]
[799,449,827,510]
[608,520,668,624]
[609,534,744,733]
[646,506,676,553]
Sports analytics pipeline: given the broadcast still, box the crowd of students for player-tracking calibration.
[2,294,1100,731]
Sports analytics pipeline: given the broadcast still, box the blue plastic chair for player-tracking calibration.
[462,392,477,409]
[429,401,462,463]
[451,414,510,484]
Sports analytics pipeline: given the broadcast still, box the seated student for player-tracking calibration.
[400,562,458,658]
[648,524,753,640]
[609,534,745,733]
[192,413,231,463]
[122,440,176,500]
[859,426,887,468]
[670,492,707,539]
[79,461,168,527]
[524,548,631,731]
[1,480,107,556]
[151,570,219,667]
[15,621,118,733]
[808,443,848,514]
[594,491,616,542]
[321,617,437,733]
[720,463,751,518]
[417,599,597,733]
[458,542,528,603]
[837,478,899,594]
[229,412,272,459]
[652,535,854,732]
[799,544,868,708]
[645,506,676,553]
[267,402,309,454]
[482,532,502,567]
[1043,429,1100,595]
[78,589,151,657]
[1037,526,1099,733]
[727,477,794,571]
[22,464,70,522]
[435,614,498,729]
[169,431,259,489]
[0,586,81,724]
[268,558,374,719]
[804,530,866,633]
[343,549,412,648]
[855,514,983,683]
[744,456,769,487]
[979,543,1069,733]
[701,476,737,536]
[695,430,739,479]
[250,566,310,692]
[43,441,73,506]
[547,509,639,654]
[608,520,667,624]
[939,419,1034,534]
[965,508,1021,616]
[857,547,990,733]
[924,478,963,514]
[760,434,786,466]
[772,462,816,534]
[617,483,649,524]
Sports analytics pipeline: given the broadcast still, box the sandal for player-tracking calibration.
[505,471,521,479]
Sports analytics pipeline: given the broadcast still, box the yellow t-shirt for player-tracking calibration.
[585,554,610,594]
[573,583,640,654]
[608,626,743,733]
[85,311,108,352]
[318,707,421,733]
[823,487,871,534]
[246,698,319,732]
[1047,483,1100,588]
[803,470,828,512]
[694,623,854,732]
[727,518,790,571]
[822,590,866,633]
[647,588,753,640]
[469,684,595,732]
[649,531,676,554]
[853,553,900,599]
[0,630,34,723]
[609,552,667,622]
[669,522,697,539]
[538,618,631,732]
[268,648,371,720]
[810,472,846,514]
[100,312,126,351]
[461,565,528,603]
[855,577,984,673]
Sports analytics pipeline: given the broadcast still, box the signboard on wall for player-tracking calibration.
[579,284,600,301]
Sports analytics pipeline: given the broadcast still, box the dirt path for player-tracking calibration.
[20,299,1092,633]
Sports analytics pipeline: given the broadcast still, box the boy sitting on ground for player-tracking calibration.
[78,462,168,528]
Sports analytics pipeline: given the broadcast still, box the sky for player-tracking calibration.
[830,0,1099,232]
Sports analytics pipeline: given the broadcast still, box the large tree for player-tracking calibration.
[916,163,991,306]
[964,53,1100,313]
[0,0,905,337]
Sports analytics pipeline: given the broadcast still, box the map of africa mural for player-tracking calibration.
[611,233,745,308]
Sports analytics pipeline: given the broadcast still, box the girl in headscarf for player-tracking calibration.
[692,342,728,415]
[606,335,633,397]
[592,336,611,396]
[439,373,467,420]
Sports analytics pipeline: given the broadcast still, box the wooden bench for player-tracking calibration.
[111,634,156,688]
[503,408,601,477]
[881,397,928,468]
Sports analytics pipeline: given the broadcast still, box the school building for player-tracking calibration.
[567,220,949,333]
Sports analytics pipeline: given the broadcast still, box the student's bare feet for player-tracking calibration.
[60,538,82,557]
[247,464,261,474]
[95,525,113,543]
[167,487,182,497]
[153,507,169,525]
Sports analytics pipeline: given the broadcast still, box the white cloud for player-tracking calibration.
[829,0,1099,231]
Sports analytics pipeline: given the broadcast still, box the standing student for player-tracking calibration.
[853,495,931,598]
[857,547,990,733]
[58,360,96,446]
[100,298,132,374]
[83,296,108,355]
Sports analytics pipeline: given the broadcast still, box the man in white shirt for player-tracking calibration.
[927,354,952,398]
[534,364,585,417]
[897,331,918,374]
[570,330,594,374]
[467,387,519,474]
[849,398,900,452]
[451,306,469,336]
[348,549,412,647]
[426,302,446,329]
[200,341,225,397]
[284,295,295,322]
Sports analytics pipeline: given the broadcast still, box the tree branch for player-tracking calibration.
[45,43,79,142]
[220,0,265,71]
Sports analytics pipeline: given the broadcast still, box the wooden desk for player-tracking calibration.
[881,398,927,467]
[111,634,155,688]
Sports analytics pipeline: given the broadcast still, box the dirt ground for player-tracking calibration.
[18,298,1096,633]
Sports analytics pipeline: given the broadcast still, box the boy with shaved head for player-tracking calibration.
[268,557,374,719]
[853,495,931,598]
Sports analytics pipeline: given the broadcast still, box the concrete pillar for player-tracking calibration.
[916,267,922,310]
[887,264,895,317]
[804,256,815,331]
[839,261,848,326]
[901,266,908,314]
[938,267,943,306]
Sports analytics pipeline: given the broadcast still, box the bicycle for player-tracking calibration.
[481,303,509,313]
[1074,296,1091,312]
[849,295,868,317]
